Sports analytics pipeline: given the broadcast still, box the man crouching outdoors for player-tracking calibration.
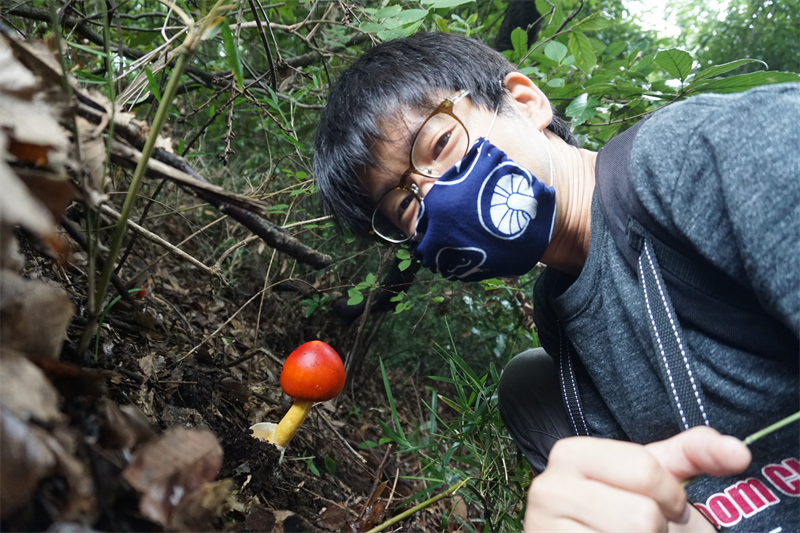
[313,32,799,532]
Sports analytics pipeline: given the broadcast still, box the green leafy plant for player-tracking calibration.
[300,294,334,318]
[347,272,378,306]
[304,455,320,477]
[376,338,531,531]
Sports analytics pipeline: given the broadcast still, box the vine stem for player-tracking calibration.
[743,411,800,446]
[93,50,189,312]
[364,479,470,533]
[682,411,800,488]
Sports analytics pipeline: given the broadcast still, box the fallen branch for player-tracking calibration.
[214,204,332,270]
[83,101,331,270]
[108,140,266,214]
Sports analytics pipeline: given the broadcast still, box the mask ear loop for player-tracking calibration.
[484,105,500,139]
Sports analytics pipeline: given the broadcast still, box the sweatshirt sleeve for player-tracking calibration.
[630,83,800,338]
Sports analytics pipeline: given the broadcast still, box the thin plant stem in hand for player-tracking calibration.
[682,410,800,488]
[742,411,800,446]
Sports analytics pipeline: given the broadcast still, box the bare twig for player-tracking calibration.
[107,140,269,214]
[7,6,370,81]
[214,204,332,270]
[345,249,391,388]
[114,178,169,275]
[252,246,278,349]
[316,410,368,465]
[386,468,400,510]
[219,103,236,165]
[555,0,584,34]
[246,0,277,90]
[177,277,295,362]
[59,217,131,305]
[255,0,284,63]
[357,445,393,523]
[79,96,330,270]
[212,234,258,272]
[124,214,228,290]
[222,346,282,368]
[100,204,223,280]
[282,215,332,229]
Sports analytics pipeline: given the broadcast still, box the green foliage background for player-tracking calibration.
[7,0,795,373]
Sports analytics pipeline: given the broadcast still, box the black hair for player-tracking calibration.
[314,32,579,237]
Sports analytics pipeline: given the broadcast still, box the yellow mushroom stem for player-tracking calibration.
[268,399,313,448]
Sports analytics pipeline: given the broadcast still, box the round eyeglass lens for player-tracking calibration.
[372,188,421,243]
[411,113,469,178]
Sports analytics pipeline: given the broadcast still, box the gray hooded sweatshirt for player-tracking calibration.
[534,83,799,532]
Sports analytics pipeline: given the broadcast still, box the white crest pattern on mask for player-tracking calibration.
[489,173,538,236]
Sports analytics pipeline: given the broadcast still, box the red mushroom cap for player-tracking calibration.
[280,341,345,402]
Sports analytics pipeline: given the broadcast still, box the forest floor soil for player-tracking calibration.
[3,235,466,533]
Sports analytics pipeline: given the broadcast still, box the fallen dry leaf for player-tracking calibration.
[119,404,156,446]
[138,353,155,380]
[77,117,107,191]
[15,170,79,222]
[0,131,55,238]
[0,408,57,519]
[122,427,223,530]
[319,505,348,531]
[448,496,470,532]
[44,426,98,523]
[2,36,64,87]
[8,138,49,166]
[98,399,139,450]
[246,507,319,533]
[0,349,63,423]
[169,479,237,532]
[32,358,109,397]
[0,36,37,97]
[85,88,136,128]
[45,523,103,533]
[0,93,69,156]
[0,271,73,360]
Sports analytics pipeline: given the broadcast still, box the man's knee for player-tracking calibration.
[499,348,575,473]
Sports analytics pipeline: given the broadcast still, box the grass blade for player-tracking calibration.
[220,22,244,91]
[379,356,406,441]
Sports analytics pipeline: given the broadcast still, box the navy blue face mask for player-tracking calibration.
[412,136,556,282]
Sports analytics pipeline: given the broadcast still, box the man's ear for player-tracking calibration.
[503,72,552,130]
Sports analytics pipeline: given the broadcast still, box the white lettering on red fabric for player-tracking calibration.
[763,461,800,497]
[724,478,779,517]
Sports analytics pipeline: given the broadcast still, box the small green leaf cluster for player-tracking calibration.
[300,294,334,318]
[359,5,430,41]
[347,272,378,306]
[303,454,337,477]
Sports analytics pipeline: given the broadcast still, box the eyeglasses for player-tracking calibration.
[371,90,471,243]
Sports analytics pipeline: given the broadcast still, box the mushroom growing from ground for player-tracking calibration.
[250,341,345,449]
